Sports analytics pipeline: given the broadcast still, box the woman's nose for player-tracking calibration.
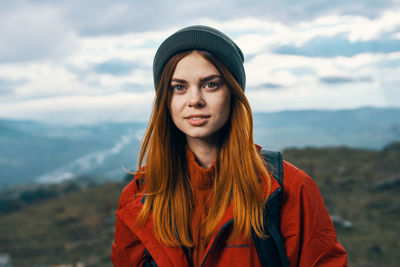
[188,88,205,107]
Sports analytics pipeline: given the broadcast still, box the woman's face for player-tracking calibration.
[168,51,231,143]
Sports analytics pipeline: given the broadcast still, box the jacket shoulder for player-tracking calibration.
[282,160,318,192]
[117,173,143,210]
[280,160,348,266]
[281,160,324,210]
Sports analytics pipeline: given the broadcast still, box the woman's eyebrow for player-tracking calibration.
[171,78,187,83]
[200,75,222,84]
[171,75,222,84]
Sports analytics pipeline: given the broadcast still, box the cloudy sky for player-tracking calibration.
[1,0,399,124]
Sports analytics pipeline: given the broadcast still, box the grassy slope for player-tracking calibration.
[0,182,124,267]
[0,145,399,266]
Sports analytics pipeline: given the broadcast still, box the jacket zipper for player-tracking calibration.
[199,188,282,266]
[200,219,234,267]
[182,246,194,267]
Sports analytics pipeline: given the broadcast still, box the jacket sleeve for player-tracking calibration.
[280,161,348,267]
[111,178,148,266]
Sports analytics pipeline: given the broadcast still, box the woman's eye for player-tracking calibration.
[172,85,185,92]
[204,82,219,90]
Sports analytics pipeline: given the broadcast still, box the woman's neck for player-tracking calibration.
[186,137,218,169]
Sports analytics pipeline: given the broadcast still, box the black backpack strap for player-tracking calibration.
[252,150,290,267]
[261,149,283,187]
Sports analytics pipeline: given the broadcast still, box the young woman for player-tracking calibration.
[111,25,348,267]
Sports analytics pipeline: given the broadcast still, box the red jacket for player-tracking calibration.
[111,160,348,266]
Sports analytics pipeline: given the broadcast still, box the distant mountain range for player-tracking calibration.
[0,121,145,188]
[253,107,400,150]
[1,107,399,188]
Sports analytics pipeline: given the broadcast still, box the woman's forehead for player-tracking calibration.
[172,52,220,80]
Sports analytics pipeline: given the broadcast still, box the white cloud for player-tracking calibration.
[0,63,95,98]
[0,1,78,62]
[347,9,400,42]
[97,69,153,89]
[245,52,400,88]
[0,92,155,124]
[0,28,166,99]
[1,0,395,37]
[247,83,388,112]
[67,31,167,66]
[244,51,400,113]
[204,8,400,56]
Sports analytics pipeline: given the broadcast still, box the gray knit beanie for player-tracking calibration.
[153,25,246,91]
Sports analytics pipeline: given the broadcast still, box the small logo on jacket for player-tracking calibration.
[225,244,251,249]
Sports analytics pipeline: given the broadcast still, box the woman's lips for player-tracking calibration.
[185,115,210,126]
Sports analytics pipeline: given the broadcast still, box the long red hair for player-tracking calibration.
[136,50,271,247]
